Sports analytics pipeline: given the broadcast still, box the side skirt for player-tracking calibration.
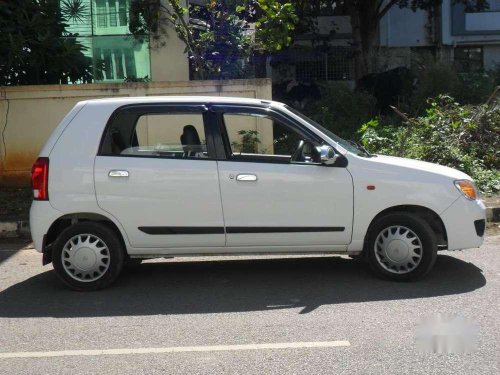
[127,244,353,257]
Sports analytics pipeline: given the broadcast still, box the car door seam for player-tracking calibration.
[215,160,228,246]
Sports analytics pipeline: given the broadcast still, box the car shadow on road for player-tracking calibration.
[0,254,486,318]
[0,239,32,264]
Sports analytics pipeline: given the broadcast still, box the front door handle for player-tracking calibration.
[108,170,129,177]
[236,173,257,181]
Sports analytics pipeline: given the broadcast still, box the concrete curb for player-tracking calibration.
[486,206,500,223]
[0,220,30,239]
[1,206,499,240]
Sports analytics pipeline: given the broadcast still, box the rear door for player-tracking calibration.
[213,105,354,248]
[94,104,225,250]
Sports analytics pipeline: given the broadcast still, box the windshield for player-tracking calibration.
[284,105,369,157]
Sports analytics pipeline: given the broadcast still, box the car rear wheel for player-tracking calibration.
[52,222,125,291]
[366,213,437,281]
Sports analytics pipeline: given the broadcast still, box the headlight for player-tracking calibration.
[454,180,478,200]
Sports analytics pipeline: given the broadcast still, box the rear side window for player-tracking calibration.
[101,108,208,159]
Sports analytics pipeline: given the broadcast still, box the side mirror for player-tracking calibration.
[317,145,339,165]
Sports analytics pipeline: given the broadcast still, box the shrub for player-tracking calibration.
[231,130,261,153]
[411,63,461,113]
[302,82,377,139]
[359,95,500,194]
[411,62,498,112]
[456,72,497,105]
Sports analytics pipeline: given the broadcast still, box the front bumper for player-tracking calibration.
[440,196,486,250]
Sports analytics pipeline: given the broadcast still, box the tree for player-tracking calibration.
[0,0,97,85]
[128,0,298,79]
[286,1,489,80]
[247,0,299,77]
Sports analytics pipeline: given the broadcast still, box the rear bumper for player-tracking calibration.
[29,201,63,252]
[440,196,486,250]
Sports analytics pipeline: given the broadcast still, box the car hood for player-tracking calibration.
[372,155,471,180]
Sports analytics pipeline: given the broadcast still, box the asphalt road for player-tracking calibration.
[0,236,499,374]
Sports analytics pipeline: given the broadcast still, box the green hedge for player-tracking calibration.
[358,96,500,194]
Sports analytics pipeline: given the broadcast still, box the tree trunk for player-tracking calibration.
[349,2,380,83]
[253,52,268,79]
[350,7,365,81]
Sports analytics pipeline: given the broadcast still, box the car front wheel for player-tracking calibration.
[52,222,125,291]
[366,213,437,281]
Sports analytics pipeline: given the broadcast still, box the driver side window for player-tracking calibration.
[222,112,318,163]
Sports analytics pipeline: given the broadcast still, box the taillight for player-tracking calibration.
[31,157,49,200]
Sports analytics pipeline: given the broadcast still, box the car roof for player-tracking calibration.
[80,96,285,109]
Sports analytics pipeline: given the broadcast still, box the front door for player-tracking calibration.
[94,104,225,250]
[213,105,353,248]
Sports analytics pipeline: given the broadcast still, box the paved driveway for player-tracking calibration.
[0,236,498,374]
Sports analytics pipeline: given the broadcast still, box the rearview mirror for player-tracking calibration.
[317,145,339,165]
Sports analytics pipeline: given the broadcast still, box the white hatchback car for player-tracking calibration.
[30,97,486,290]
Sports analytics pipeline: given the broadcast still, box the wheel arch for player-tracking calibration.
[363,205,448,251]
[43,212,129,265]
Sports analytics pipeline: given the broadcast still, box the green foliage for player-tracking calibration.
[124,75,151,83]
[359,96,500,194]
[456,72,498,105]
[194,1,253,79]
[283,1,488,79]
[411,61,498,111]
[128,0,297,79]
[231,130,261,153]
[60,0,89,24]
[231,127,300,155]
[0,0,97,85]
[254,0,298,53]
[129,0,250,78]
[411,63,461,112]
[272,124,300,155]
[302,83,377,139]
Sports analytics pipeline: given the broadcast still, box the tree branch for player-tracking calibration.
[375,0,385,15]
[158,2,195,56]
[390,105,409,121]
[378,0,400,21]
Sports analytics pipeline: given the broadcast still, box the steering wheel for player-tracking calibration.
[291,140,305,162]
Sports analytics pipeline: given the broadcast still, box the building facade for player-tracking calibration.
[62,1,500,84]
[62,0,189,82]
[444,0,500,71]
[380,0,500,71]
[271,0,500,84]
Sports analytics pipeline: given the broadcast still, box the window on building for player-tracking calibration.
[93,0,130,34]
[454,47,483,72]
[60,0,150,82]
[96,0,108,28]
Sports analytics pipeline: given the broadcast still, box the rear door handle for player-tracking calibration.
[108,170,129,177]
[236,174,257,181]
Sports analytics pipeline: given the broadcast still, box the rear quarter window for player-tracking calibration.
[100,107,209,159]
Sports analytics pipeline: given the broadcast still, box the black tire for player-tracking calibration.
[365,212,437,281]
[52,222,125,291]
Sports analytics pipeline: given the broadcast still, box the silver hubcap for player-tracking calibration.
[62,234,110,282]
[374,226,423,274]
